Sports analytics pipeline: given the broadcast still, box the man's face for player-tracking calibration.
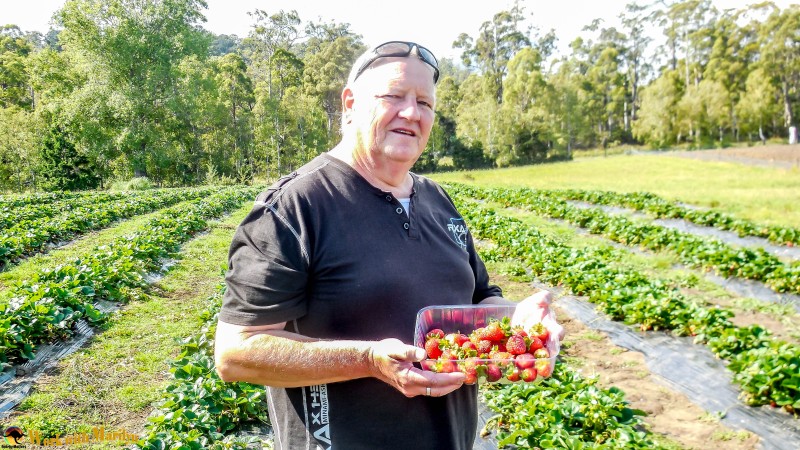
[345,57,436,166]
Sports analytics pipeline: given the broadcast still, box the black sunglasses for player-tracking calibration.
[353,41,440,84]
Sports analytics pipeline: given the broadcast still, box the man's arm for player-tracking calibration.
[214,320,466,397]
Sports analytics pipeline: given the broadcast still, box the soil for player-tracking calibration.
[554,303,761,449]
[669,144,800,169]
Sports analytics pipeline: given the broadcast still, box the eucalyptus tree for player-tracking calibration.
[57,0,210,182]
[453,5,530,103]
[756,3,800,136]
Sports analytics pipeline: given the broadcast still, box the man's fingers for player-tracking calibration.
[379,338,426,362]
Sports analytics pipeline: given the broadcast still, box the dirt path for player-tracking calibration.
[554,304,761,449]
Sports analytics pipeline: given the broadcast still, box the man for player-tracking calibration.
[214,41,564,450]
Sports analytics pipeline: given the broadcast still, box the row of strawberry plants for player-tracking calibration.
[448,187,799,413]
[0,191,86,208]
[482,365,654,448]
[0,186,260,369]
[461,184,800,295]
[134,288,269,450]
[0,186,221,270]
[538,188,800,246]
[1,190,153,230]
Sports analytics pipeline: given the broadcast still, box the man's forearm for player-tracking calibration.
[215,328,376,387]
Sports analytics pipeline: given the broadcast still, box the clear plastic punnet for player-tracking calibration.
[414,305,559,384]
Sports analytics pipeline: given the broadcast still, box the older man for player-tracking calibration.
[214,41,564,450]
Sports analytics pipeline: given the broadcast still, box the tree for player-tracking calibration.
[736,67,780,143]
[453,5,530,103]
[39,124,100,191]
[57,0,210,181]
[757,4,800,132]
[633,70,682,147]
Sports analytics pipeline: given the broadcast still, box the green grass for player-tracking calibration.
[8,202,252,448]
[431,154,800,228]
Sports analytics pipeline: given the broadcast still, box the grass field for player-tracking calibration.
[431,153,800,228]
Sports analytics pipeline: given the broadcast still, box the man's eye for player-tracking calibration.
[418,101,432,108]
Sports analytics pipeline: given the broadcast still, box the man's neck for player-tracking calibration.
[329,142,414,198]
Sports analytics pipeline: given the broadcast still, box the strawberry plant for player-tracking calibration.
[447,186,800,414]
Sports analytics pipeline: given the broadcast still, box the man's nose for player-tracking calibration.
[398,98,421,121]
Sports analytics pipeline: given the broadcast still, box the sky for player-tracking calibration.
[1,0,797,61]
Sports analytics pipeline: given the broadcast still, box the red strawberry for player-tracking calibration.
[533,348,550,359]
[506,366,521,382]
[514,353,535,369]
[512,328,528,338]
[425,339,442,359]
[461,341,477,352]
[439,360,457,373]
[528,337,544,352]
[485,322,506,342]
[521,367,537,382]
[535,359,553,377]
[506,335,527,355]
[529,323,550,343]
[441,349,458,360]
[496,343,507,353]
[463,358,480,385]
[426,328,445,340]
[455,333,470,347]
[420,359,437,371]
[485,363,502,382]
[476,339,493,355]
[492,351,513,367]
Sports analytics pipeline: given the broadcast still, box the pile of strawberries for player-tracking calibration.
[420,317,554,384]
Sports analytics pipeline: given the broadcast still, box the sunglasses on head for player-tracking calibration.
[353,41,440,84]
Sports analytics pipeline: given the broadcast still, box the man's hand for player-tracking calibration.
[368,338,466,398]
[512,291,565,341]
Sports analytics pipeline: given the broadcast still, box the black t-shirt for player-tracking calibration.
[220,153,502,450]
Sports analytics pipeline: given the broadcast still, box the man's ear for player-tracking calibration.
[342,86,355,124]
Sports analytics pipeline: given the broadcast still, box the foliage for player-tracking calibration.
[483,366,654,449]
[134,288,269,450]
[2,1,800,188]
[447,183,800,413]
[0,186,260,368]
[38,125,100,191]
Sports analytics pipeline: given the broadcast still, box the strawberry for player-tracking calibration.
[439,360,458,373]
[444,333,459,346]
[476,339,493,355]
[420,359,436,371]
[514,353,535,369]
[463,357,480,385]
[426,328,445,340]
[528,337,544,352]
[506,334,527,355]
[533,348,550,359]
[485,363,502,382]
[521,367,537,382]
[492,351,513,367]
[485,322,506,342]
[535,359,553,378]
[506,366,521,382]
[424,339,442,359]
[529,323,550,343]
[511,327,528,338]
[455,333,470,347]
[461,341,477,352]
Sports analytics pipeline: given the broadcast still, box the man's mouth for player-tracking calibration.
[392,129,416,137]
